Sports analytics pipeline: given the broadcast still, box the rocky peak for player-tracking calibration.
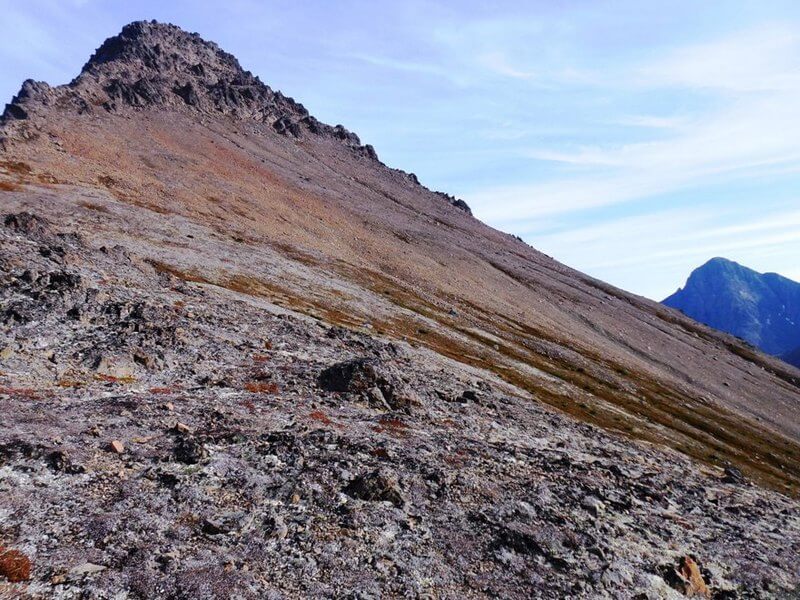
[664,257,800,356]
[1,20,473,214]
[2,20,378,159]
[80,21,238,78]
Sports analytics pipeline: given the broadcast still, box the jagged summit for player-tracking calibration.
[2,20,375,155]
[1,20,474,213]
[80,20,237,74]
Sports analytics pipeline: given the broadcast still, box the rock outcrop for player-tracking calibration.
[1,20,470,214]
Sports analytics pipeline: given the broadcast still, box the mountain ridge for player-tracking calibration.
[3,19,800,492]
[1,20,472,215]
[2,21,800,597]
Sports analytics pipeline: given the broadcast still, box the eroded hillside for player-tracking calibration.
[1,20,800,598]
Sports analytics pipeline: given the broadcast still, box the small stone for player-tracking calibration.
[174,436,207,464]
[0,346,13,360]
[265,515,288,540]
[663,556,712,599]
[174,422,191,434]
[367,386,391,410]
[108,440,124,454]
[581,495,606,516]
[163,402,175,411]
[290,493,301,504]
[46,449,70,471]
[69,562,106,576]
[680,556,711,598]
[344,469,404,507]
[722,466,746,484]
[202,513,244,535]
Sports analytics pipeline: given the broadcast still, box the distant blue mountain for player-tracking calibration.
[782,346,800,369]
[663,258,800,366]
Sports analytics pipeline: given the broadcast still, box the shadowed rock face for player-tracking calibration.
[664,257,800,356]
[1,20,800,598]
[783,346,800,368]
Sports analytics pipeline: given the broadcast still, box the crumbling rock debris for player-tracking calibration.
[663,555,712,598]
[4,211,50,239]
[343,469,405,507]
[174,435,208,464]
[1,215,799,596]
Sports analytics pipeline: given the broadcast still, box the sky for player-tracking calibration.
[2,0,799,300]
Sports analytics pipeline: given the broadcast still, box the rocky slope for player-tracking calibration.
[664,258,800,358]
[1,20,800,598]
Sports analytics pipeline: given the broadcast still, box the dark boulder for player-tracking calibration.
[343,469,404,507]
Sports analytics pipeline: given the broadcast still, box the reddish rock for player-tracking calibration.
[679,556,711,598]
[0,547,32,583]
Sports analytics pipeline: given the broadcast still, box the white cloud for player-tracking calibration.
[478,51,536,80]
[637,24,800,92]
[526,203,800,299]
[469,24,800,223]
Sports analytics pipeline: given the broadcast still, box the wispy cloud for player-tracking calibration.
[528,203,800,299]
[470,23,800,225]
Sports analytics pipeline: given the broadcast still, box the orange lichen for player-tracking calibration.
[0,387,41,400]
[309,410,332,425]
[0,547,32,583]
[244,381,279,394]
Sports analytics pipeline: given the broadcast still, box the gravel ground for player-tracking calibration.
[1,213,799,599]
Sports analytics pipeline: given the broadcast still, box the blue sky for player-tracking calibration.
[2,0,800,299]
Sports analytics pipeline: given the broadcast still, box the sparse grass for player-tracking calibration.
[79,201,111,213]
[146,260,211,284]
[0,181,20,192]
[309,410,332,425]
[94,374,136,384]
[149,386,179,394]
[142,257,800,496]
[0,160,31,175]
[373,417,409,437]
[36,172,59,184]
[244,381,279,394]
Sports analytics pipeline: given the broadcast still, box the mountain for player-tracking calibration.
[664,257,800,357]
[1,21,800,597]
[782,345,800,368]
